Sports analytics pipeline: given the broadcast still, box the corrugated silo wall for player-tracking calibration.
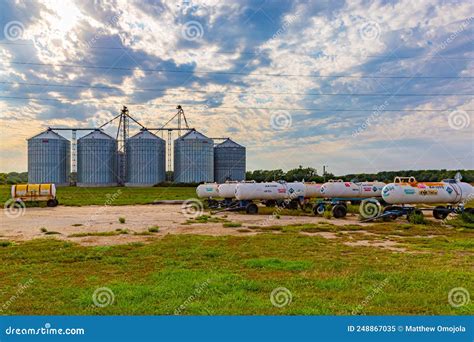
[28,138,70,185]
[174,139,214,183]
[77,139,117,186]
[214,146,246,183]
[125,139,166,186]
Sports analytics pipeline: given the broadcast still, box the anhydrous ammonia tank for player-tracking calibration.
[217,181,238,199]
[286,182,306,198]
[382,177,474,204]
[235,182,287,200]
[320,180,386,198]
[196,183,219,198]
[235,182,306,200]
[304,183,322,198]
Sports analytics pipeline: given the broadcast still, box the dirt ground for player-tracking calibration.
[1,204,369,245]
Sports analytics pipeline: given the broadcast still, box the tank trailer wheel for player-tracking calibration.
[433,206,449,220]
[46,199,57,207]
[265,200,276,207]
[245,203,258,215]
[332,204,347,218]
[313,203,326,216]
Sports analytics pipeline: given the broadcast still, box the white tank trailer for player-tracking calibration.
[196,183,219,198]
[320,180,386,198]
[365,175,474,221]
[382,177,473,204]
[304,183,322,198]
[235,182,306,201]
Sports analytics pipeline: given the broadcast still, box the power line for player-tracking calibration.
[2,81,472,97]
[1,95,472,112]
[5,61,473,79]
[1,42,473,60]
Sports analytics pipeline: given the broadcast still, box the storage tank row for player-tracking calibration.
[27,129,245,185]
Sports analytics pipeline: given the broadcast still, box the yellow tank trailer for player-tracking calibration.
[11,184,59,207]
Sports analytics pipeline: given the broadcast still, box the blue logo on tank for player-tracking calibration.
[446,186,453,194]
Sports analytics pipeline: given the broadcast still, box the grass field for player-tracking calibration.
[0,185,197,206]
[0,221,472,315]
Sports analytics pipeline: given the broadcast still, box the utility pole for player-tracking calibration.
[323,165,328,182]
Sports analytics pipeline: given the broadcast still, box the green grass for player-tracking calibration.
[68,229,129,238]
[0,222,472,315]
[223,222,242,228]
[0,185,197,206]
[148,226,160,233]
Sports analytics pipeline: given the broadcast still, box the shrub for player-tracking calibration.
[408,211,426,225]
[40,227,48,233]
[148,226,159,233]
[118,217,126,224]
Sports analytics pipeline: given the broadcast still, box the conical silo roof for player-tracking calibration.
[28,129,68,141]
[216,138,244,148]
[79,129,115,140]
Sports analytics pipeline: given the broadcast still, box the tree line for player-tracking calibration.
[245,166,474,183]
[1,168,473,185]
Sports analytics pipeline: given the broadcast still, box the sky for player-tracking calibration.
[0,0,473,175]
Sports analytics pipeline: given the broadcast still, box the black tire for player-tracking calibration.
[265,200,276,207]
[53,199,59,206]
[332,204,347,218]
[246,203,258,214]
[433,206,449,220]
[287,200,299,210]
[46,199,56,207]
[313,203,325,216]
[464,208,474,215]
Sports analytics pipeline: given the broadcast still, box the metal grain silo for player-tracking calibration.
[214,138,246,183]
[174,130,213,183]
[125,129,166,186]
[27,129,70,186]
[77,130,117,187]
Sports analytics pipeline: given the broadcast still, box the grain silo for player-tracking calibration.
[174,130,213,183]
[214,138,246,183]
[77,130,117,187]
[27,129,70,185]
[125,129,166,186]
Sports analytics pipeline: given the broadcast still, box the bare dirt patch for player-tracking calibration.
[1,204,365,245]
[343,239,407,252]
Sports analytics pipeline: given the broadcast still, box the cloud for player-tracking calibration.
[0,0,473,173]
